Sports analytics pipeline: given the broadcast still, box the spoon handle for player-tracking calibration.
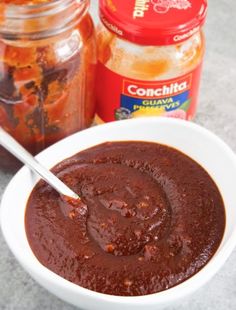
[0,127,79,200]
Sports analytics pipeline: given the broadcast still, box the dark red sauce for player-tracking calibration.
[25,141,225,296]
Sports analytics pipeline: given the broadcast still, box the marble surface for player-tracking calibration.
[1,0,236,309]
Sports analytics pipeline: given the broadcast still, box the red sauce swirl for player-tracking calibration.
[25,141,225,296]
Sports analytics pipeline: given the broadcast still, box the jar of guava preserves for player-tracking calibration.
[0,0,96,172]
[96,0,207,123]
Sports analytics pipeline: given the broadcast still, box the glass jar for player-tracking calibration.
[0,0,96,172]
[96,0,207,123]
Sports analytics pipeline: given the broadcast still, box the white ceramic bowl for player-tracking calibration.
[1,117,236,310]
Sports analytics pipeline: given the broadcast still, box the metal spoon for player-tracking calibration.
[0,127,80,201]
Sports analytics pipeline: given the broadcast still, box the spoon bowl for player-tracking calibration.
[1,118,236,310]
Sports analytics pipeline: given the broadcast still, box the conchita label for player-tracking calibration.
[133,0,192,19]
[96,62,203,122]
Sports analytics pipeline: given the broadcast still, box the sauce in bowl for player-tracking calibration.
[25,141,225,296]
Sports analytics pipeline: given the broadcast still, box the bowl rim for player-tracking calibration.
[1,117,236,306]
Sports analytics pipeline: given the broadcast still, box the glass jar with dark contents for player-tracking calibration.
[0,0,96,172]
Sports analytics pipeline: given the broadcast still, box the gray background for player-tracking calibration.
[1,0,236,309]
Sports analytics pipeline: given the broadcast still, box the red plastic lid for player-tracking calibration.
[99,0,207,46]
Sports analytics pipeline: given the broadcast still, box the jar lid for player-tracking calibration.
[99,0,207,45]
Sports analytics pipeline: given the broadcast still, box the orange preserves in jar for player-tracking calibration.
[0,0,96,171]
[96,0,207,123]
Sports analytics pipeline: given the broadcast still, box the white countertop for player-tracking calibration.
[1,0,236,309]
